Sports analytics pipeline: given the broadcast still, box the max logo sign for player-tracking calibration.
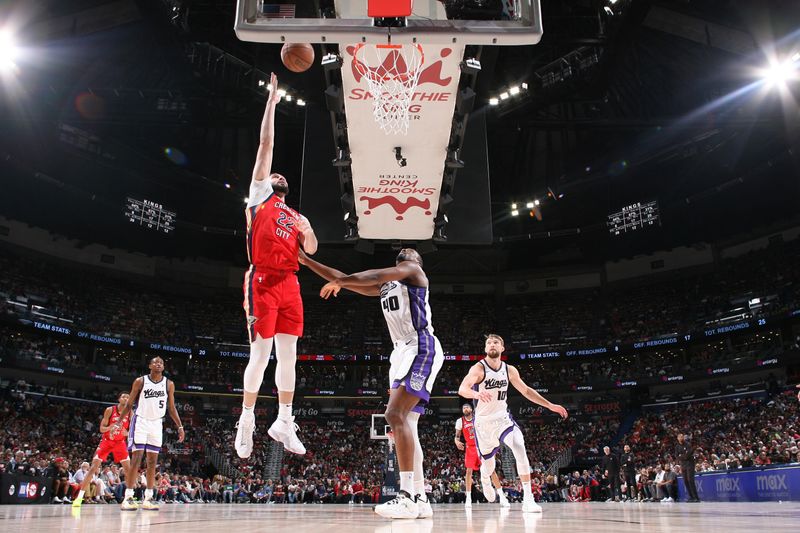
[756,474,788,491]
[716,478,741,492]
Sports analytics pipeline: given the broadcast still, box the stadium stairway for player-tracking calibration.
[264,439,284,480]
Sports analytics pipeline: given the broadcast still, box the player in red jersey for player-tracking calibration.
[72,392,131,507]
[235,72,318,459]
[455,403,509,508]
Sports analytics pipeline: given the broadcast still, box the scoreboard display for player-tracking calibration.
[607,200,659,236]
[125,198,176,234]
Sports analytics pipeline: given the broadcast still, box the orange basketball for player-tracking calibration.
[281,43,315,73]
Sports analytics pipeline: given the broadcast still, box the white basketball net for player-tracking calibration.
[352,44,424,135]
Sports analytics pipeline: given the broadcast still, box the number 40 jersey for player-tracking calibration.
[380,280,435,345]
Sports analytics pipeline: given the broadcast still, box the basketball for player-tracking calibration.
[281,43,315,73]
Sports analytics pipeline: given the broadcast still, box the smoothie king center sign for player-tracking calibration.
[342,44,465,240]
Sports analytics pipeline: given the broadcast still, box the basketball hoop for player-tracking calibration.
[352,43,424,135]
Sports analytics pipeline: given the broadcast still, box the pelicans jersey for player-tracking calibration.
[102,406,130,442]
[242,179,305,341]
[245,178,302,272]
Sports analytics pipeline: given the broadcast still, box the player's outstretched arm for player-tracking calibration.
[299,250,379,296]
[167,380,185,443]
[117,377,143,419]
[320,262,422,299]
[252,72,282,183]
[458,364,493,403]
[508,365,568,419]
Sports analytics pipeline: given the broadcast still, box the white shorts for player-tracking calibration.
[128,415,163,453]
[389,331,444,413]
[473,410,516,459]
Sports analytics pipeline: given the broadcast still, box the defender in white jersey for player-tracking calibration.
[301,248,444,519]
[115,356,184,512]
[459,334,568,513]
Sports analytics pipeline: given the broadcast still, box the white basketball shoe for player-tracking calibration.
[374,490,419,519]
[268,416,306,455]
[235,408,256,458]
[522,496,542,513]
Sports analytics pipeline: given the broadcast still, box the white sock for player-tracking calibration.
[465,491,472,501]
[498,487,508,501]
[144,489,153,501]
[414,479,425,499]
[399,472,414,496]
[278,403,292,420]
[522,481,533,499]
[125,489,134,499]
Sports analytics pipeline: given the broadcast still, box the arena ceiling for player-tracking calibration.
[0,0,798,271]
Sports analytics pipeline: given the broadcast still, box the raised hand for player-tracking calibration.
[550,404,569,419]
[320,281,341,299]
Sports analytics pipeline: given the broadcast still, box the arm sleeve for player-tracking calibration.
[247,179,273,208]
[455,418,462,431]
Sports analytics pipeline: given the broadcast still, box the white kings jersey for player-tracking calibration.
[473,360,509,418]
[380,280,434,344]
[135,375,169,420]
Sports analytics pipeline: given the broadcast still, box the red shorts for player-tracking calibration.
[465,446,481,471]
[243,268,303,341]
[94,439,129,463]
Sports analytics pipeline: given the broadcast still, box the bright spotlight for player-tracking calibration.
[511,209,519,217]
[525,202,534,209]
[509,86,520,95]
[244,197,249,204]
[511,202,518,210]
[489,97,499,106]
[499,92,510,100]
[762,59,797,87]
[534,199,540,206]
[296,99,306,106]
[0,31,18,71]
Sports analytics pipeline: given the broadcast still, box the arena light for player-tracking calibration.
[511,202,518,210]
[511,209,519,217]
[499,91,510,100]
[296,99,306,106]
[521,82,529,90]
[489,97,499,106]
[509,86,520,95]
[0,31,18,71]
[526,201,534,209]
[534,199,540,206]
[257,79,266,87]
[762,60,795,87]
[285,94,293,102]
[243,197,249,204]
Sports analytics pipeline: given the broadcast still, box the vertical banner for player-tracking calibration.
[341,43,465,240]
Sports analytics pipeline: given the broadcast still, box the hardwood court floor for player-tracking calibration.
[1,501,798,533]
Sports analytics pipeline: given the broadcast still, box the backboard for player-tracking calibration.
[235,1,543,46]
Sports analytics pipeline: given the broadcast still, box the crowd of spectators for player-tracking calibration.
[2,237,799,354]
